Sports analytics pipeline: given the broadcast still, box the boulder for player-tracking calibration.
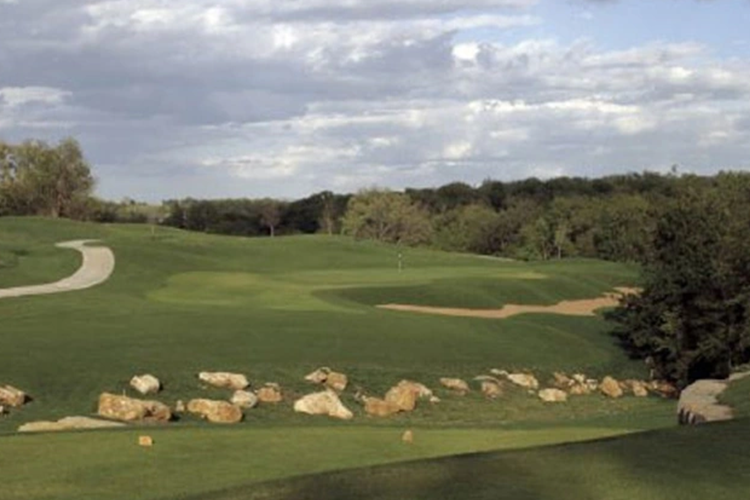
[440,378,470,394]
[600,376,623,399]
[304,367,348,392]
[363,397,401,417]
[139,436,154,447]
[552,372,573,389]
[0,385,27,408]
[18,417,126,433]
[304,367,330,384]
[325,372,348,392]
[175,400,186,413]
[256,383,283,403]
[568,384,591,396]
[506,373,539,390]
[384,380,433,412]
[198,372,249,390]
[678,379,733,424]
[649,380,678,398]
[293,390,353,420]
[490,369,509,377]
[187,399,243,424]
[130,374,161,395]
[480,380,503,399]
[572,373,586,385]
[231,390,259,409]
[538,388,568,403]
[0,405,5,415]
[97,393,172,422]
[622,380,649,398]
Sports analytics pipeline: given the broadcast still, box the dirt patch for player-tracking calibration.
[377,287,639,319]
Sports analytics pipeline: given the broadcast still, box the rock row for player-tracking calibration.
[7,367,681,432]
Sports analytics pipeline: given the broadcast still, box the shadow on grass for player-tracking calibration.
[177,419,750,500]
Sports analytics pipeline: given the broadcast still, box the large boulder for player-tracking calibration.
[384,380,433,412]
[362,397,401,417]
[130,374,161,395]
[0,385,27,408]
[19,417,126,433]
[506,373,539,390]
[440,378,470,394]
[231,390,259,409]
[256,383,283,403]
[294,390,353,420]
[678,379,732,424]
[538,388,568,403]
[198,372,249,390]
[187,399,243,424]
[304,367,348,392]
[600,376,623,399]
[97,393,172,422]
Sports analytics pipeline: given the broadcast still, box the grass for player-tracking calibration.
[719,376,750,417]
[0,426,634,500]
[0,217,680,499]
[190,418,750,500]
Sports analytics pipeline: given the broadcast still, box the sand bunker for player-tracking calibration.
[378,287,639,319]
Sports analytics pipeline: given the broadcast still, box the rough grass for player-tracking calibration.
[720,377,750,417]
[188,419,750,500]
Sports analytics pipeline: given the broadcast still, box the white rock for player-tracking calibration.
[538,388,568,403]
[293,390,353,420]
[304,367,331,384]
[440,378,470,393]
[130,374,161,395]
[198,372,249,390]
[507,373,540,390]
[231,390,259,409]
[18,416,126,433]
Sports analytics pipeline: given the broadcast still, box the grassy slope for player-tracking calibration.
[194,419,750,500]
[0,217,679,499]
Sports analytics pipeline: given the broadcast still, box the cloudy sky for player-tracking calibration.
[1,0,749,201]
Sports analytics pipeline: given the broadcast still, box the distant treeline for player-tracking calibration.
[154,172,689,263]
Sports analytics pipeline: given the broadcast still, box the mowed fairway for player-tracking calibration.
[0,217,676,499]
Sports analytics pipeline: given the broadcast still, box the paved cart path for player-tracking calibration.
[0,240,115,299]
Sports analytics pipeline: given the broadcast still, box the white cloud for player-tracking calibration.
[0,1,749,199]
[0,86,70,107]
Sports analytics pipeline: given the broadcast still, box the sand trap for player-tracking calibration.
[378,287,639,319]
[0,240,115,299]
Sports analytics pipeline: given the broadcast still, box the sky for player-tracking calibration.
[0,0,749,201]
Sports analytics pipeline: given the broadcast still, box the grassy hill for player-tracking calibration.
[0,217,680,499]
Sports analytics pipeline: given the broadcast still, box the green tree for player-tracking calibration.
[342,189,432,245]
[609,180,750,387]
[0,138,94,218]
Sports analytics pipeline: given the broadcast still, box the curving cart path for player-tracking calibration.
[0,240,115,299]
